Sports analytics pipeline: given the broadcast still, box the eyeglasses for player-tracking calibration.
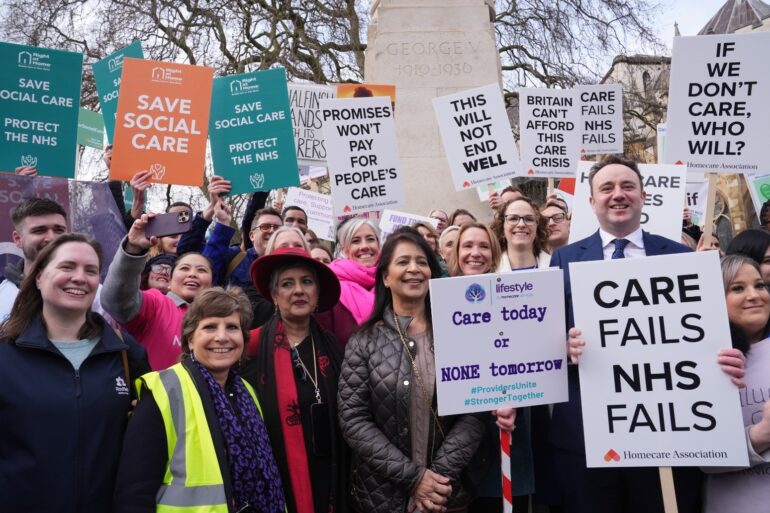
[150,264,172,274]
[543,213,567,224]
[254,223,281,233]
[291,346,307,382]
[504,215,536,225]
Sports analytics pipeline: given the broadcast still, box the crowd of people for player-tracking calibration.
[1,153,768,513]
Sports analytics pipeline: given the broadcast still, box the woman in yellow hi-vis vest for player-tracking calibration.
[114,287,286,513]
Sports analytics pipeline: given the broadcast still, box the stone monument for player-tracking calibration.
[365,0,504,221]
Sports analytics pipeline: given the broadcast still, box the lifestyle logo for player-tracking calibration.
[465,283,486,303]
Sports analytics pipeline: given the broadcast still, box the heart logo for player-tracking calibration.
[675,160,684,165]
[343,205,352,213]
[149,163,166,180]
[20,155,37,167]
[580,148,587,154]
[462,181,471,188]
[249,173,265,189]
[527,169,535,175]
[603,449,621,462]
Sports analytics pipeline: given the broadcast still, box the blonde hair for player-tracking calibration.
[265,226,310,255]
[448,222,502,277]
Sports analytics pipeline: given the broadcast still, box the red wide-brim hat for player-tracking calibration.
[249,247,341,312]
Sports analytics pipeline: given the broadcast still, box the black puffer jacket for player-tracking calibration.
[338,308,485,512]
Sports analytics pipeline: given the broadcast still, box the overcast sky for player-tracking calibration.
[655,0,731,49]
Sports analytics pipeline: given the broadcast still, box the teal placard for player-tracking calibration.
[93,41,143,143]
[0,42,83,177]
[209,67,299,194]
[77,108,104,149]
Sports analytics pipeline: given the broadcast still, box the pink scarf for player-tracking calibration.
[330,258,377,324]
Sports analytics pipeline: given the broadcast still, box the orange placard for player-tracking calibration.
[110,58,214,186]
[336,83,396,106]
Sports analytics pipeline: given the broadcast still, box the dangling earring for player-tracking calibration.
[190,350,196,362]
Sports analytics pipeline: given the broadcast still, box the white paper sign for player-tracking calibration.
[568,161,687,243]
[579,84,623,155]
[657,123,666,164]
[476,180,509,201]
[283,187,335,241]
[519,88,582,178]
[430,269,568,416]
[379,209,438,240]
[686,172,709,227]
[320,96,405,217]
[665,33,770,173]
[289,83,335,165]
[570,252,749,467]
[433,83,521,190]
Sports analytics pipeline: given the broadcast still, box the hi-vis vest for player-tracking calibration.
[139,363,263,513]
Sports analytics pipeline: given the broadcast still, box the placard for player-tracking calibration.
[0,42,82,177]
[476,180,508,201]
[209,68,298,195]
[686,172,709,227]
[92,41,143,143]
[77,108,104,149]
[665,32,770,172]
[570,252,749,467]
[430,269,568,416]
[579,84,623,155]
[569,161,687,243]
[379,209,438,240]
[289,83,335,165]
[336,83,396,104]
[110,58,214,186]
[746,172,770,222]
[320,95,405,216]
[283,187,335,241]
[433,83,520,190]
[519,88,581,178]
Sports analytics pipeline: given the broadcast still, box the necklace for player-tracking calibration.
[392,311,444,439]
[291,335,322,404]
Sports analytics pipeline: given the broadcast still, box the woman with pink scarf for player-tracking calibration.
[316,218,380,349]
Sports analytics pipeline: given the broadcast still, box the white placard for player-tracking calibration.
[657,123,666,164]
[283,187,335,241]
[570,252,749,467]
[665,33,770,173]
[476,180,509,201]
[320,96,405,217]
[433,83,521,190]
[379,209,438,240]
[430,270,568,416]
[289,83,335,166]
[568,161,687,243]
[579,84,623,155]
[519,88,582,178]
[686,172,709,228]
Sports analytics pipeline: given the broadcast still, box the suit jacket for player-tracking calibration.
[548,230,692,453]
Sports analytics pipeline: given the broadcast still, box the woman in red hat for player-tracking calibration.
[241,247,347,513]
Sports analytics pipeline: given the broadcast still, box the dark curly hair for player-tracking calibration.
[490,197,549,259]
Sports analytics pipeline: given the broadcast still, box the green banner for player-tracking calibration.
[93,41,143,143]
[0,42,83,177]
[209,67,299,195]
[77,108,104,149]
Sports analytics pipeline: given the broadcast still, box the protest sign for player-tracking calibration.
[579,84,623,155]
[519,88,581,178]
[298,165,327,183]
[430,269,568,416]
[570,251,748,467]
[320,95,405,216]
[476,180,508,202]
[686,172,709,227]
[110,58,214,186]
[283,187,335,241]
[379,209,438,240]
[289,83,335,165]
[77,108,104,149]
[657,124,666,164]
[569,161,687,243]
[746,172,770,222]
[93,41,143,143]
[665,33,770,172]
[0,42,82,177]
[209,68,298,195]
[555,177,576,209]
[433,83,521,190]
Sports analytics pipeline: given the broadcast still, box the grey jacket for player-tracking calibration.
[338,308,485,512]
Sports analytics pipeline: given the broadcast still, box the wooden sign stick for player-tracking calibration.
[659,466,679,513]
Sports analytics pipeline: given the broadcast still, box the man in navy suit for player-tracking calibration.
[545,155,741,513]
